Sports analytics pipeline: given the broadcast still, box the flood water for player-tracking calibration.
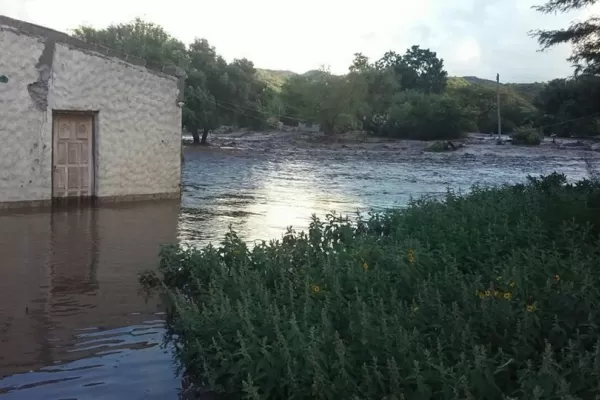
[1,135,598,399]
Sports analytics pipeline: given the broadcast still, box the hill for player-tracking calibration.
[461,76,546,102]
[257,69,546,102]
[462,76,497,86]
[256,69,296,91]
[257,68,330,91]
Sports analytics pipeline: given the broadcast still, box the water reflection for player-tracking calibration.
[241,160,362,242]
[179,145,594,247]
[0,201,181,399]
[179,156,361,246]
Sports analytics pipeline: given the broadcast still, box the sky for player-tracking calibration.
[1,0,599,83]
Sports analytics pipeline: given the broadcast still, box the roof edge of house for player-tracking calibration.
[0,14,186,81]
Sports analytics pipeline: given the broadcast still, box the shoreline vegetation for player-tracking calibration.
[141,174,600,399]
[180,130,600,155]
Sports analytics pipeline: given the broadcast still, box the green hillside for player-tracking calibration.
[461,76,546,102]
[256,69,295,91]
[259,70,546,101]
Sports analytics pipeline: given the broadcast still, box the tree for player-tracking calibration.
[532,0,600,75]
[376,91,476,140]
[225,59,270,129]
[534,76,600,136]
[74,19,282,145]
[184,39,227,144]
[349,53,371,73]
[398,46,448,93]
[373,46,447,93]
[184,72,219,145]
[348,53,399,119]
[317,71,368,134]
[280,68,368,133]
[448,84,537,133]
[72,18,188,69]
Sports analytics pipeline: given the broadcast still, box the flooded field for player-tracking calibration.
[1,133,598,399]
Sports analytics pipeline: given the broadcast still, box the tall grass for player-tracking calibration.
[142,173,600,399]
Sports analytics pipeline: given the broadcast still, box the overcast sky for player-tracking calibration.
[1,0,598,83]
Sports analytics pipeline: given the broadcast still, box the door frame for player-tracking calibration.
[51,110,98,199]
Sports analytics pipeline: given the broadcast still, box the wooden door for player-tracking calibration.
[53,113,93,198]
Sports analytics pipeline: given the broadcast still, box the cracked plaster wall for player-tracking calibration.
[0,25,182,203]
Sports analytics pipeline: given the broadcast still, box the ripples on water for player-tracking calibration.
[0,203,181,399]
[179,144,593,246]
[0,143,596,399]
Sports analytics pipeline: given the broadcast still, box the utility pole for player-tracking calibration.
[497,73,502,141]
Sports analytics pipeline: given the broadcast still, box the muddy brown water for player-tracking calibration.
[1,134,598,399]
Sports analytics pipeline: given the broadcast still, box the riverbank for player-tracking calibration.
[182,130,600,154]
[144,174,600,399]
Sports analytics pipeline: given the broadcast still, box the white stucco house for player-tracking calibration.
[0,15,186,208]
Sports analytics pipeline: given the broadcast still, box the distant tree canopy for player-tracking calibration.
[280,47,453,137]
[73,19,188,69]
[73,19,272,144]
[73,15,600,143]
[534,76,600,137]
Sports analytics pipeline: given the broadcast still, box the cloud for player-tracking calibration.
[0,0,596,82]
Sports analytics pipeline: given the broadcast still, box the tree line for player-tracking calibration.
[74,20,275,144]
[72,0,600,143]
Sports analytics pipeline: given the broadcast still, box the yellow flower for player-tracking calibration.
[484,290,491,297]
[503,292,512,300]
[312,285,320,294]
[509,281,516,288]
[476,291,485,299]
[494,290,501,297]
[526,304,536,312]
[362,262,369,271]
[407,249,415,263]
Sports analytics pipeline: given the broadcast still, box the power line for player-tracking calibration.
[190,87,600,132]
[538,111,600,130]
[192,90,307,122]
[215,98,306,122]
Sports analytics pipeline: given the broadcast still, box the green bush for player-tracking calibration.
[321,113,360,134]
[372,91,475,140]
[512,126,542,145]
[143,174,600,400]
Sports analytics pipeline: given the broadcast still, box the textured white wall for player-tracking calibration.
[0,26,181,203]
[51,44,182,198]
[0,29,51,202]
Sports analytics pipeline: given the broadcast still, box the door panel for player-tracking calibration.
[53,114,93,198]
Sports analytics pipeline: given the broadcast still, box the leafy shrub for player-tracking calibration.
[321,113,360,134]
[512,125,542,145]
[143,174,600,400]
[371,91,476,140]
[448,84,536,135]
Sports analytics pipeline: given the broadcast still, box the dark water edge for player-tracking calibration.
[0,140,598,399]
